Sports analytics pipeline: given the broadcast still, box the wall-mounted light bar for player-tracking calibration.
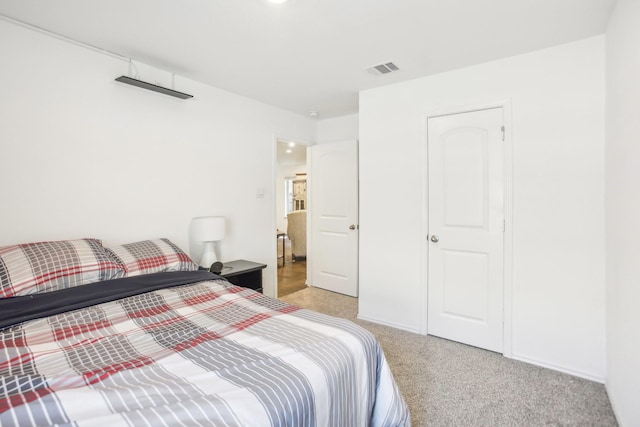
[115,76,193,99]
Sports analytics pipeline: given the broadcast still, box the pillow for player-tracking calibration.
[0,238,126,298]
[104,238,198,277]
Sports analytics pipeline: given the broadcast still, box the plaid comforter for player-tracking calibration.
[0,271,410,426]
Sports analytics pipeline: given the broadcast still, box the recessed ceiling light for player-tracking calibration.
[286,149,292,153]
[288,142,295,147]
[309,111,319,118]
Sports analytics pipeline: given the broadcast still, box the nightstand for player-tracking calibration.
[219,260,267,293]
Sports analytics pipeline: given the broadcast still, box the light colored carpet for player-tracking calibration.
[280,287,618,427]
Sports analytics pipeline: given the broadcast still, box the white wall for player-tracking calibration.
[0,19,315,297]
[316,113,359,144]
[605,0,640,424]
[359,37,606,381]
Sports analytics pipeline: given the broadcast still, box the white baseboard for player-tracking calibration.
[511,353,605,383]
[356,314,423,335]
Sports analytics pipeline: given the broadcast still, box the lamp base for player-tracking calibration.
[200,241,218,268]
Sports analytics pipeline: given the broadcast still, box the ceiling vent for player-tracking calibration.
[366,62,400,77]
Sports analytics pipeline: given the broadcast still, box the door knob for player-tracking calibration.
[349,224,356,230]
[430,235,439,243]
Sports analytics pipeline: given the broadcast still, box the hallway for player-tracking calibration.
[277,236,307,297]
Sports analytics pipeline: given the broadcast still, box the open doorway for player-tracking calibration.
[276,139,307,297]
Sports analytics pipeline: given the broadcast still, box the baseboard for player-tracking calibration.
[356,314,423,335]
[511,353,605,383]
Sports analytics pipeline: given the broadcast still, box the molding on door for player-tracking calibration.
[421,99,514,358]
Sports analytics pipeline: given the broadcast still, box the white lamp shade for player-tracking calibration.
[191,216,225,241]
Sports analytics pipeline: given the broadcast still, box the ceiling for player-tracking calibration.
[0,0,615,119]
[276,140,306,166]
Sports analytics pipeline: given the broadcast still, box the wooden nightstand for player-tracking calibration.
[219,260,267,293]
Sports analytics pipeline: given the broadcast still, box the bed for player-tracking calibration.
[0,238,410,426]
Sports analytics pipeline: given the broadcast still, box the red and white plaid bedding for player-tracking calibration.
[0,239,125,298]
[0,275,410,426]
[104,238,199,277]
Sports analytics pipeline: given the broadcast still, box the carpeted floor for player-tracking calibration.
[280,287,618,427]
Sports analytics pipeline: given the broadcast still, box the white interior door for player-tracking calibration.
[309,140,359,297]
[427,108,504,353]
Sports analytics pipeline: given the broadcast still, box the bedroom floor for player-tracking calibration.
[281,287,618,427]
[277,236,307,297]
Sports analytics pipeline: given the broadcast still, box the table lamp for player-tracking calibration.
[191,216,225,267]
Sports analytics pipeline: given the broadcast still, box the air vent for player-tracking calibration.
[366,62,400,77]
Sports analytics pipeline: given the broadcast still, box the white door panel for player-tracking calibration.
[443,129,487,227]
[442,249,488,322]
[427,108,504,353]
[309,141,359,297]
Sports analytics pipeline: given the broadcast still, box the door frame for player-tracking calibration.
[421,100,514,357]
